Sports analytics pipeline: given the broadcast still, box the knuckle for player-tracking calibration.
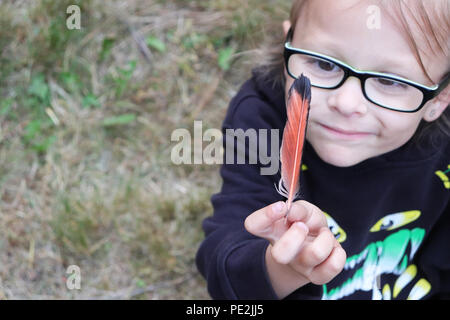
[299,201,314,220]
[302,200,321,218]
[328,248,347,274]
[309,248,346,285]
[311,246,328,263]
[329,259,344,274]
[335,248,347,270]
[324,228,337,243]
[244,216,254,233]
[271,244,288,265]
[318,212,328,227]
[311,235,333,261]
[290,200,311,221]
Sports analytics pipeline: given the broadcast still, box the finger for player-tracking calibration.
[309,246,347,285]
[287,200,328,234]
[296,227,336,268]
[244,201,287,237]
[271,221,309,265]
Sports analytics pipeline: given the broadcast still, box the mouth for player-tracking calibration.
[318,123,375,140]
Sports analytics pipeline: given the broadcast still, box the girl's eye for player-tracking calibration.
[317,60,336,72]
[306,58,340,73]
[375,78,408,89]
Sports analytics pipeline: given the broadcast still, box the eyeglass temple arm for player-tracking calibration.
[286,27,293,43]
[436,72,450,94]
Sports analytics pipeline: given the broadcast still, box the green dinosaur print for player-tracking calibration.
[322,211,431,300]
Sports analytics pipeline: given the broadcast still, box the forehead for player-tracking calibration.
[293,0,448,85]
[381,0,450,81]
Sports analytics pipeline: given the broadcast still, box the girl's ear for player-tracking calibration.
[283,20,291,37]
[423,85,450,122]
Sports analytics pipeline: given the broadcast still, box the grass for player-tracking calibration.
[0,0,289,299]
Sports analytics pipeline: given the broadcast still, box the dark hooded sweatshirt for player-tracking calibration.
[195,70,450,300]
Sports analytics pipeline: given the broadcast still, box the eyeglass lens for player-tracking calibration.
[287,53,424,111]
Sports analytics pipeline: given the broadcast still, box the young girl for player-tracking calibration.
[196,0,450,300]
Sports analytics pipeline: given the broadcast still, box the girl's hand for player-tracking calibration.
[244,200,346,299]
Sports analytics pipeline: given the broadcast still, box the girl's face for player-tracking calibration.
[284,0,449,167]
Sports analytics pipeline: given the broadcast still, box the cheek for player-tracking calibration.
[305,89,329,117]
[376,112,423,143]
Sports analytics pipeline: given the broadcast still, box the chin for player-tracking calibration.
[311,142,372,168]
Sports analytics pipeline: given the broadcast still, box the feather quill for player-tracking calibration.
[276,74,312,216]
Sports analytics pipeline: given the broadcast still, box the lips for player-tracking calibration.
[318,123,375,140]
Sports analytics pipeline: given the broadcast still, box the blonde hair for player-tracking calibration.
[254,0,450,143]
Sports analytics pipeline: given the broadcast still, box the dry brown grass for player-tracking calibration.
[0,0,289,299]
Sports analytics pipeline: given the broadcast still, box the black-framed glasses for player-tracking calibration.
[284,28,450,113]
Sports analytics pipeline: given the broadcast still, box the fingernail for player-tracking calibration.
[272,201,285,215]
[295,221,309,233]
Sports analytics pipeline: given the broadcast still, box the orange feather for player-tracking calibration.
[276,74,311,216]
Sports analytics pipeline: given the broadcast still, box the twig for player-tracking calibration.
[124,19,153,64]
[98,274,192,300]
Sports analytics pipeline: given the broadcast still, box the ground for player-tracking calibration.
[0,0,289,299]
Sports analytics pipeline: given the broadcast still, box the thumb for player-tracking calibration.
[245,201,287,238]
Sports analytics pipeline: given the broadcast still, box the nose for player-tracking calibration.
[327,77,368,117]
